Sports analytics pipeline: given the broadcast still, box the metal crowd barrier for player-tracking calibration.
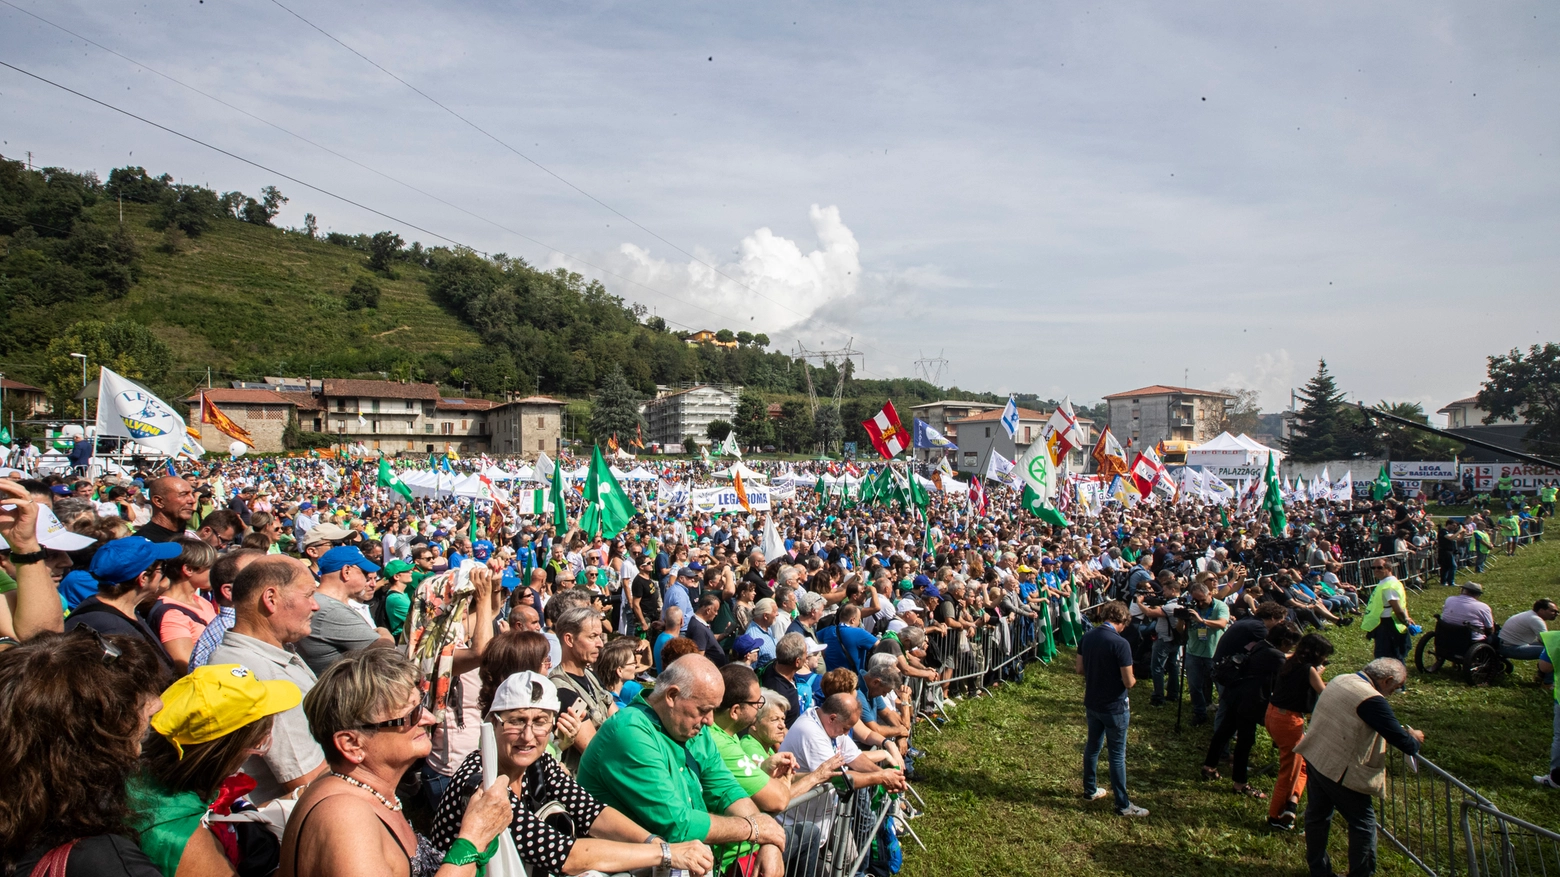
[1377,748,1560,877]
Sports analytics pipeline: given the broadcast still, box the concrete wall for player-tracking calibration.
[197,404,290,453]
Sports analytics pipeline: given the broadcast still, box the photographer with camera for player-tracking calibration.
[1137,571,1185,708]
[1183,579,1230,726]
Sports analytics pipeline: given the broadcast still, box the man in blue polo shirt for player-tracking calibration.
[818,603,877,675]
[1077,600,1146,817]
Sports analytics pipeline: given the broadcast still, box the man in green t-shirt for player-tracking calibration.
[1183,581,1229,725]
[1540,484,1557,519]
[1500,512,1522,556]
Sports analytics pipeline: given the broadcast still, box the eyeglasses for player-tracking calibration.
[738,697,766,710]
[493,712,556,735]
[359,703,427,731]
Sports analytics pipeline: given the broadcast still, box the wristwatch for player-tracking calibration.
[8,549,46,565]
[659,841,672,869]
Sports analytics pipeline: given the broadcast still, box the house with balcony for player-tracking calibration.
[317,379,495,455]
[488,396,567,459]
[947,406,1094,476]
[1102,385,1231,455]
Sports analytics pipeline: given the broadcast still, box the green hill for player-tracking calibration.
[0,158,1005,450]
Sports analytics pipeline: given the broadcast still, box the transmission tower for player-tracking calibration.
[792,339,865,454]
[913,349,949,389]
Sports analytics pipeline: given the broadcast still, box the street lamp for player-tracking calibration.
[68,353,88,433]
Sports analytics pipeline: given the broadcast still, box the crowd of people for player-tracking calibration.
[0,450,1554,877]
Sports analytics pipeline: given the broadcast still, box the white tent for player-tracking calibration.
[622,466,658,482]
[1185,432,1284,469]
[483,466,518,481]
[714,461,768,482]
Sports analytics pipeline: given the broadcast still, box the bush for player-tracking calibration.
[346,276,381,310]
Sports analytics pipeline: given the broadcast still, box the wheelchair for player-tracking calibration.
[1413,614,1512,686]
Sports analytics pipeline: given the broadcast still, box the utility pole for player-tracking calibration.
[792,339,864,456]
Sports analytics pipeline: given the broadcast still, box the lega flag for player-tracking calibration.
[1331,470,1354,502]
[96,367,187,458]
[985,450,1017,486]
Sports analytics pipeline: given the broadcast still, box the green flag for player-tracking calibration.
[1057,586,1083,648]
[1371,462,1394,501]
[907,467,930,513]
[921,515,934,557]
[579,444,636,539]
[1016,438,1069,527]
[468,505,479,544]
[0,427,11,445]
[377,457,413,502]
[1021,484,1070,527]
[1219,505,1229,529]
[859,470,878,506]
[1035,596,1057,664]
[550,456,568,539]
[1262,452,1287,537]
[815,475,827,513]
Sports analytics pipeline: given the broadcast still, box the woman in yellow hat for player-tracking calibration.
[129,664,302,877]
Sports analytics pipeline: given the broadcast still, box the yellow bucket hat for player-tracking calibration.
[151,664,301,756]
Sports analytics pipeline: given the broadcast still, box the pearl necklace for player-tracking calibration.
[330,771,403,812]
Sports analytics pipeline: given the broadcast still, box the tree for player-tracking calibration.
[776,400,814,453]
[752,333,770,348]
[813,405,842,455]
[1286,360,1369,462]
[715,329,736,344]
[683,434,702,455]
[368,231,405,273]
[733,391,773,447]
[154,184,226,237]
[239,185,288,226]
[346,276,381,310]
[736,331,754,346]
[43,319,174,417]
[589,366,642,445]
[706,419,734,443]
[1370,402,1462,460]
[302,213,318,239]
[1216,387,1264,435]
[1479,342,1560,457]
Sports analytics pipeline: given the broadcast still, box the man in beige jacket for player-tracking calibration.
[1295,658,1424,877]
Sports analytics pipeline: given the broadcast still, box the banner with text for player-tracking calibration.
[689,485,773,513]
[1459,463,1560,492]
[1389,461,1458,481]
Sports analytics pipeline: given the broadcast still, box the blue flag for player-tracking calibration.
[999,397,1020,439]
[912,418,958,450]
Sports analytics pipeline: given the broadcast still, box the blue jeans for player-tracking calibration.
[1083,706,1132,812]
[1439,557,1457,586]
[1150,639,1181,704]
[782,819,824,877]
[1372,625,1411,663]
[1185,654,1214,719]
[421,768,454,812]
[1501,642,1545,661]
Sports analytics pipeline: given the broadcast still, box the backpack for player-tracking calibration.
[866,789,903,876]
[1212,638,1260,688]
[367,587,395,636]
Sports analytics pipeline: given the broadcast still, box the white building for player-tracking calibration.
[643,385,740,448]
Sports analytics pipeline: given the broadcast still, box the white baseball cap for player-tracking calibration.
[895,598,923,614]
[0,503,96,552]
[488,671,561,714]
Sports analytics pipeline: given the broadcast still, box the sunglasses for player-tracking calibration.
[359,703,428,731]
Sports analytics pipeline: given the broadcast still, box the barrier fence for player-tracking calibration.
[1378,749,1560,877]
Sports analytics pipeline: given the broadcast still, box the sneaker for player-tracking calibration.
[907,746,927,760]
[1084,788,1110,802]
[1535,775,1560,789]
[1267,818,1294,831]
[1117,804,1150,817]
[1191,714,1208,726]
[1339,616,1354,627]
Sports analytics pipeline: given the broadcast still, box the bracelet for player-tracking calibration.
[442,837,501,869]
[8,549,46,565]
[745,814,759,842]
[660,841,672,869]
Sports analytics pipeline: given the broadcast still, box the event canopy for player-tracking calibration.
[1184,432,1284,469]
[621,466,657,482]
[713,461,769,482]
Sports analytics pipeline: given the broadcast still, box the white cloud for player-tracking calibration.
[1221,350,1298,412]
[554,205,861,335]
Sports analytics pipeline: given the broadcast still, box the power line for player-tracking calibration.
[265,0,813,326]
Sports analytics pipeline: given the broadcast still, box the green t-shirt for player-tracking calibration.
[706,725,769,869]
[1541,486,1558,503]
[125,772,209,877]
[0,567,15,595]
[1121,547,1142,563]
[1500,515,1521,537]
[385,589,412,638]
[1186,598,1228,658]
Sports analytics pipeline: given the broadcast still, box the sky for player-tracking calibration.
[3,1,1557,416]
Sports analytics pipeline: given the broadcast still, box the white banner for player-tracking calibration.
[1201,464,1266,481]
[1459,463,1560,492]
[1389,461,1458,481]
[689,485,772,513]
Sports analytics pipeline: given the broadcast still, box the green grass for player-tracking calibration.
[900,536,1560,877]
[84,202,483,378]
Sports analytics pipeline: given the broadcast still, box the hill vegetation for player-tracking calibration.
[0,158,1008,449]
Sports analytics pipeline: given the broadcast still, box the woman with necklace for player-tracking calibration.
[281,649,512,877]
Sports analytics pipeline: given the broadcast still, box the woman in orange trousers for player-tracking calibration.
[1264,633,1334,830]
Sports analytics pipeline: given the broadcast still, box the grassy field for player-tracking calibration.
[900,534,1560,877]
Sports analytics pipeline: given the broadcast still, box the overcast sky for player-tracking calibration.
[3,1,1556,415]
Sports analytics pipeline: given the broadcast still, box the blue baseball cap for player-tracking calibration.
[733,634,765,657]
[90,536,184,586]
[912,574,932,591]
[925,584,943,599]
[318,546,380,576]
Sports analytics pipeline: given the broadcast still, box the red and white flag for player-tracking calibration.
[1042,396,1086,467]
[862,401,909,460]
[1130,448,1164,498]
[969,476,988,518]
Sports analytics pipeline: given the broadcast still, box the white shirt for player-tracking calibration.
[1500,610,1549,648]
[779,706,861,773]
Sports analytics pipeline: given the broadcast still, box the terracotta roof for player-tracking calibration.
[1436,396,1481,413]
[949,407,1095,425]
[907,400,1003,411]
[436,397,496,411]
[508,395,566,406]
[1101,385,1235,400]
[278,391,323,411]
[320,379,440,400]
[185,388,295,406]
[1,378,44,393]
